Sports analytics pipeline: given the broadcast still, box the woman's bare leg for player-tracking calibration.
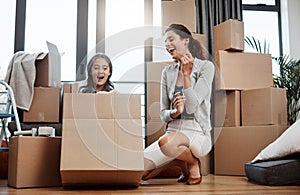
[142,158,158,180]
[142,158,189,181]
[159,132,201,184]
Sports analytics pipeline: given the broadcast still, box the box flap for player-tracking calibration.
[46,41,61,88]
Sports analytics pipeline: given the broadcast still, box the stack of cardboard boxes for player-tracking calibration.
[213,19,289,176]
[8,42,63,188]
[23,42,61,123]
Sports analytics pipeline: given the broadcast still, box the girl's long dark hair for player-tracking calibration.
[82,53,114,93]
[165,24,204,60]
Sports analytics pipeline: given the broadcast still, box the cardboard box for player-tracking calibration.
[215,90,241,127]
[61,93,144,187]
[0,141,8,179]
[213,19,244,53]
[199,153,210,176]
[62,82,80,93]
[145,120,166,147]
[146,61,173,120]
[214,125,288,176]
[146,82,161,120]
[241,87,288,126]
[162,0,196,32]
[35,41,61,88]
[215,51,273,90]
[8,136,61,188]
[23,87,61,123]
[146,62,173,146]
[193,33,208,59]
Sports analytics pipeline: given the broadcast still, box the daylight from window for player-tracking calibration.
[0,0,16,80]
[243,0,275,5]
[243,10,280,75]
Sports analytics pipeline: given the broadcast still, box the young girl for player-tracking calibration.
[143,24,215,185]
[81,53,114,93]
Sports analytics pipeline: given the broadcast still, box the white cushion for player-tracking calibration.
[252,119,300,163]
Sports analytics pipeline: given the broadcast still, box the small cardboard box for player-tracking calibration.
[215,90,241,127]
[145,119,166,147]
[241,87,288,126]
[60,93,144,187]
[23,87,61,123]
[214,125,288,176]
[62,82,80,93]
[35,41,61,88]
[213,19,244,53]
[162,0,196,32]
[215,51,273,90]
[8,136,61,188]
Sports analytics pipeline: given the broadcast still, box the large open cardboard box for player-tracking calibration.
[35,41,61,88]
[60,93,144,187]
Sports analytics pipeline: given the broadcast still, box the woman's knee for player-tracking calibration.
[144,158,156,171]
[158,132,188,157]
[158,136,174,157]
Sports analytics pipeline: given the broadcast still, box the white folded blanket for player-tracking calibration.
[4,51,43,111]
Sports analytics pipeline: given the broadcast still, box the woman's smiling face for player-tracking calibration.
[91,57,111,91]
[165,29,189,60]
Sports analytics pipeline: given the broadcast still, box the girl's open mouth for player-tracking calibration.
[97,75,104,81]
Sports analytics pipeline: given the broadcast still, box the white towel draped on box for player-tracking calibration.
[4,51,43,111]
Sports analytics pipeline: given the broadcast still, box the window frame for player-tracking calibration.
[242,0,282,56]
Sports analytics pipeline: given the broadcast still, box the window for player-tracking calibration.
[0,0,16,80]
[88,0,97,58]
[242,0,282,75]
[243,11,280,57]
[105,0,144,85]
[243,0,275,5]
[25,0,77,81]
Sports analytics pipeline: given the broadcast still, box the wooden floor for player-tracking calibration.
[1,175,300,194]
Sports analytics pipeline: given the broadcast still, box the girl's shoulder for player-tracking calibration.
[96,89,119,94]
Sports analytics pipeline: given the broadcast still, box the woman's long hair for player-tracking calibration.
[165,24,204,60]
[82,53,114,93]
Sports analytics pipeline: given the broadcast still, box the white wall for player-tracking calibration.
[282,0,300,59]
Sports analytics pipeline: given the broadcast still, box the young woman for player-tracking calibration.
[81,53,114,93]
[143,24,215,185]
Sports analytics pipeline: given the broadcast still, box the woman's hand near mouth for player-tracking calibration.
[180,52,194,77]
